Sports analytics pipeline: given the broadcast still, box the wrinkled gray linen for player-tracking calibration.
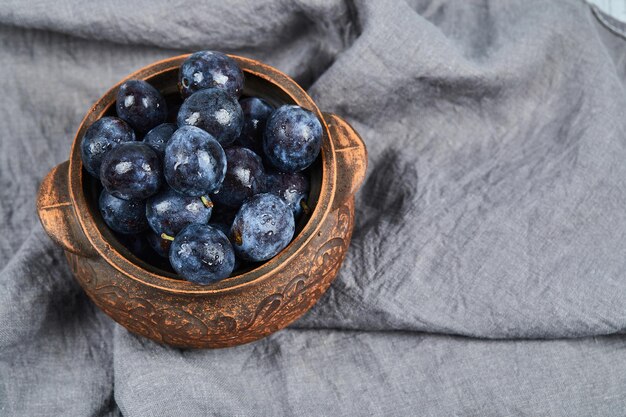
[1,0,626,415]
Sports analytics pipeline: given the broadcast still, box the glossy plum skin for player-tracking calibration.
[142,123,177,157]
[100,142,162,201]
[99,190,148,234]
[237,97,274,152]
[178,51,244,99]
[229,193,295,262]
[263,105,322,172]
[81,117,135,178]
[146,187,213,237]
[170,224,235,284]
[177,89,243,146]
[212,147,265,209]
[164,126,227,196]
[146,231,172,258]
[266,171,310,218]
[116,79,167,134]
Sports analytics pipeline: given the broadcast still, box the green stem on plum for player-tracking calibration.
[161,233,175,241]
[201,195,214,208]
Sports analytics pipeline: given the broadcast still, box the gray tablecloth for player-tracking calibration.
[1,0,626,415]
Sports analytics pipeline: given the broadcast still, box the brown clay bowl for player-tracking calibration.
[36,54,367,348]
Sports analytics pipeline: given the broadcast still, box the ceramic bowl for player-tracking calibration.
[36,54,367,348]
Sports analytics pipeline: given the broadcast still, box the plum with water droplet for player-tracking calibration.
[177,88,243,146]
[81,117,135,178]
[169,224,235,284]
[116,79,167,134]
[211,147,265,209]
[163,126,227,196]
[266,170,310,218]
[146,186,213,237]
[99,189,149,234]
[100,142,162,201]
[263,105,322,172]
[179,50,244,98]
[229,193,294,262]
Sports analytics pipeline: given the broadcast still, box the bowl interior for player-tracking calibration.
[73,57,331,291]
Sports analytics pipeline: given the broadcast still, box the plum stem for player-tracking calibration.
[300,199,311,215]
[201,195,214,208]
[232,229,243,246]
[161,233,175,241]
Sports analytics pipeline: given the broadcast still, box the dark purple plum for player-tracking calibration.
[229,193,294,262]
[263,105,322,172]
[99,190,149,234]
[100,142,162,201]
[146,187,213,237]
[146,231,172,258]
[211,147,265,209]
[178,51,244,98]
[177,89,243,146]
[81,117,135,178]
[169,224,235,284]
[142,123,177,157]
[236,97,274,153]
[266,171,310,218]
[164,126,227,196]
[116,79,167,134]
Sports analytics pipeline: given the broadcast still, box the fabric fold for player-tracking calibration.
[1,0,626,415]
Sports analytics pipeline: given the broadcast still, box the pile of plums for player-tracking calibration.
[81,51,322,284]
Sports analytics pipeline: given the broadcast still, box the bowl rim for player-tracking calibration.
[68,54,336,294]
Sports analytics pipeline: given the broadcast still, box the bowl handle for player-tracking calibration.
[37,161,97,258]
[323,113,368,210]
